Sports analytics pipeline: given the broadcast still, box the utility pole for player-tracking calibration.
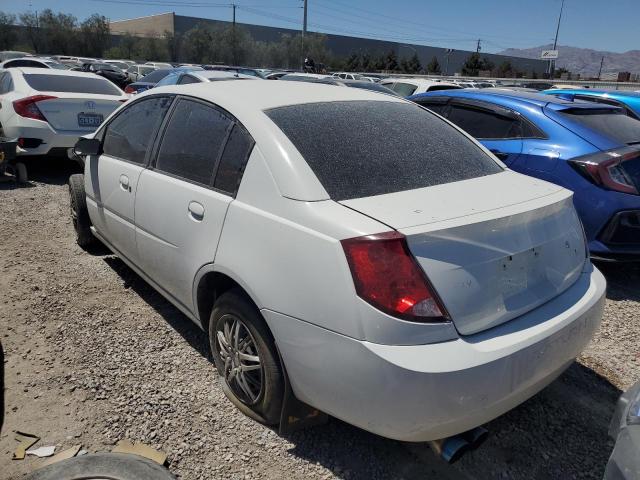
[476,39,481,53]
[597,55,604,79]
[232,3,237,65]
[549,0,565,79]
[301,0,308,70]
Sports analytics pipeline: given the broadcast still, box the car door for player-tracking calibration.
[135,97,254,312]
[446,100,524,166]
[89,95,173,264]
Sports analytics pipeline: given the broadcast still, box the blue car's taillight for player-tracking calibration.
[569,146,640,195]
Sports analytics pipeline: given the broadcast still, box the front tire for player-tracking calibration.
[209,289,283,424]
[68,173,95,249]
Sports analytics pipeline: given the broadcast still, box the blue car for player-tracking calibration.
[409,89,640,261]
[543,89,640,119]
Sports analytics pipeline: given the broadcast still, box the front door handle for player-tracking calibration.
[188,201,205,221]
[119,174,131,192]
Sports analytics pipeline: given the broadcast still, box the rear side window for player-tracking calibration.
[214,124,254,194]
[391,82,418,96]
[447,105,521,139]
[266,100,502,200]
[23,74,122,95]
[0,72,13,94]
[560,109,640,145]
[140,69,171,83]
[103,96,172,164]
[416,100,449,115]
[178,75,200,85]
[155,99,232,186]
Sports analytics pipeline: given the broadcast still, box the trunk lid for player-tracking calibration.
[340,171,586,335]
[35,94,123,132]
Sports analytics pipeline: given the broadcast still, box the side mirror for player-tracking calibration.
[74,137,101,157]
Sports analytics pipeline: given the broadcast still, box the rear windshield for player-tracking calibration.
[266,100,502,200]
[139,69,172,83]
[560,109,640,145]
[23,74,122,95]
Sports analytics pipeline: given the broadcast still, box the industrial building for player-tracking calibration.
[110,12,547,75]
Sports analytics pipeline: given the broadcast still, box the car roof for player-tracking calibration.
[1,57,49,64]
[382,78,456,87]
[544,88,640,98]
[412,87,622,110]
[191,70,256,80]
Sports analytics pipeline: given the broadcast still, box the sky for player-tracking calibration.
[2,0,638,54]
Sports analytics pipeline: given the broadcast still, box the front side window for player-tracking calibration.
[155,99,232,186]
[102,96,172,164]
[447,105,521,139]
[266,100,502,200]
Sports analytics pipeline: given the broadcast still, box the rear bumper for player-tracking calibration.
[264,265,606,441]
[4,124,91,156]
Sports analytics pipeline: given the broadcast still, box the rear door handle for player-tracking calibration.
[119,174,131,192]
[188,201,205,221]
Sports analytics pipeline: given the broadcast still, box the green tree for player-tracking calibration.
[182,24,213,63]
[427,55,441,74]
[345,53,360,71]
[39,9,77,54]
[385,49,398,71]
[461,52,493,76]
[163,30,181,62]
[19,11,43,53]
[0,12,17,50]
[80,14,110,57]
[119,32,138,59]
[374,53,386,71]
[407,52,422,73]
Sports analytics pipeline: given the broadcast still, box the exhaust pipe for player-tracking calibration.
[428,426,488,463]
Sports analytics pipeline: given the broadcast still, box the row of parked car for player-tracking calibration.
[0,53,637,474]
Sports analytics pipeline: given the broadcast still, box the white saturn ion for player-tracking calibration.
[0,68,127,156]
[68,81,606,450]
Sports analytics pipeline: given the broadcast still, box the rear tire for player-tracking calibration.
[15,162,27,183]
[68,173,94,249]
[209,289,284,425]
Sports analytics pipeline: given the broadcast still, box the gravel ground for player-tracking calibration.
[1,158,639,480]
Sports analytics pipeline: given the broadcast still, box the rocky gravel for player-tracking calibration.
[1,158,639,479]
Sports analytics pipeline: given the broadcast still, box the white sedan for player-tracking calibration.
[0,68,127,156]
[69,81,605,446]
[380,77,462,96]
[0,57,68,70]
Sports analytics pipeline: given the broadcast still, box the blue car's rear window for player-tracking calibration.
[560,109,640,145]
[266,100,503,201]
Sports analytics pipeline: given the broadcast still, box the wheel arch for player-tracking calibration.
[193,264,264,331]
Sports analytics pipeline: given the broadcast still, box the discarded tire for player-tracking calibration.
[26,453,177,480]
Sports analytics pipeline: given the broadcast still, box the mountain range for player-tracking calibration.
[498,44,640,77]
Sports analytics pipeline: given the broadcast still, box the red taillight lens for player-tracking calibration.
[13,95,57,121]
[341,231,448,322]
[124,85,135,94]
[569,147,640,195]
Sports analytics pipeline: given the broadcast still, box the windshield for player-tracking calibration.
[24,74,122,95]
[93,63,122,72]
[560,109,640,145]
[266,100,502,200]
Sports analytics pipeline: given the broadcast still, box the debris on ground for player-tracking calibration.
[13,432,40,460]
[25,446,56,458]
[40,445,82,467]
[113,439,167,465]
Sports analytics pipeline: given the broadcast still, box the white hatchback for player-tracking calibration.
[0,68,127,156]
[69,81,606,444]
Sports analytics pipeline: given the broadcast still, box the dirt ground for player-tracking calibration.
[1,158,639,480]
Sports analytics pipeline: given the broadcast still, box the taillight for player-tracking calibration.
[13,95,57,122]
[124,85,135,94]
[341,231,449,322]
[569,147,640,195]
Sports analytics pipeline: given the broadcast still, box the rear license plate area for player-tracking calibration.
[78,113,104,128]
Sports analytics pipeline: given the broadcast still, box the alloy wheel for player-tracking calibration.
[215,314,264,405]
